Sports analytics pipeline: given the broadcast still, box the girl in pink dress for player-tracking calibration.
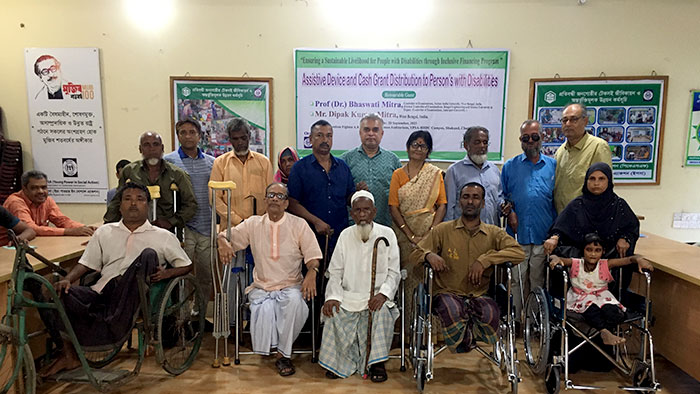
[549,233,653,345]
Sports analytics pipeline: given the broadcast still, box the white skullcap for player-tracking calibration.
[351,190,375,205]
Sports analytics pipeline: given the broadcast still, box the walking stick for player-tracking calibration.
[363,236,389,379]
[503,201,525,327]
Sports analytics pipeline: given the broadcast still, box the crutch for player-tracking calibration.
[146,185,161,222]
[208,180,237,368]
[170,183,184,244]
[363,236,389,379]
[502,200,525,326]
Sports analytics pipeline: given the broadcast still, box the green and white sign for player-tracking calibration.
[685,90,700,166]
[295,49,510,161]
[531,77,667,184]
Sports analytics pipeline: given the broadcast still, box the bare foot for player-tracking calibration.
[40,353,81,377]
[600,329,626,346]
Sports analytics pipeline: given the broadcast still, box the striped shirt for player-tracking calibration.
[164,147,215,235]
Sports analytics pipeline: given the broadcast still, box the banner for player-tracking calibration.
[295,49,510,161]
[170,77,272,157]
[24,48,109,203]
[685,90,700,166]
[530,77,667,184]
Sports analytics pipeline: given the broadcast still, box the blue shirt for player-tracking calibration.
[163,147,215,236]
[501,153,557,244]
[444,156,503,225]
[287,154,355,245]
[340,146,401,226]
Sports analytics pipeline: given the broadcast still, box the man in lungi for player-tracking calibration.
[217,182,322,376]
[319,190,400,382]
[410,182,525,352]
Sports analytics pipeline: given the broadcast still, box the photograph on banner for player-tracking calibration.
[23,47,108,203]
[170,77,272,157]
[295,49,510,162]
[685,90,700,166]
[530,77,667,184]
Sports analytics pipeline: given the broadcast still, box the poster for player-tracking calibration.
[170,77,272,157]
[685,90,700,166]
[24,47,109,203]
[295,49,510,161]
[530,77,667,184]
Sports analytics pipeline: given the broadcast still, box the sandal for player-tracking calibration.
[275,357,295,377]
[325,370,340,379]
[369,362,388,383]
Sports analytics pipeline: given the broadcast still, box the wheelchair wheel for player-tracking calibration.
[155,275,205,375]
[544,364,561,394]
[524,288,550,375]
[416,359,426,392]
[0,324,36,394]
[84,340,126,368]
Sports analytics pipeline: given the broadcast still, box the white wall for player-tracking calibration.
[1,0,699,241]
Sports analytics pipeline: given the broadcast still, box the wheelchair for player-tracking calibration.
[523,262,661,393]
[0,232,204,393]
[409,261,520,393]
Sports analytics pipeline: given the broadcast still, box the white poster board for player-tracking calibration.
[24,47,109,202]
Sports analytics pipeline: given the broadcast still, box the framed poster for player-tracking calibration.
[529,76,667,185]
[295,49,510,162]
[685,90,700,166]
[170,76,273,157]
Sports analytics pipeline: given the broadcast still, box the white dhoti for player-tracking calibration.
[248,285,309,358]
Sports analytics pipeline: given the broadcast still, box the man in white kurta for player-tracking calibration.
[319,191,400,382]
[218,182,322,376]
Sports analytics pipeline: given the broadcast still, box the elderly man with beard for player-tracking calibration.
[104,132,197,229]
[444,126,506,225]
[501,120,557,328]
[318,190,400,383]
[216,182,322,377]
[411,182,525,353]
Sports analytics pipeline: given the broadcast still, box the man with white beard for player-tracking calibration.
[319,190,400,383]
[104,131,197,229]
[444,126,506,225]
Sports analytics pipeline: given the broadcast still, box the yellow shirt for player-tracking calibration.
[210,150,273,225]
[553,133,612,213]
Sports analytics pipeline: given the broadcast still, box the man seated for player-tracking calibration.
[319,191,400,382]
[217,182,322,376]
[410,182,525,352]
[3,170,96,243]
[0,205,36,245]
[41,182,192,377]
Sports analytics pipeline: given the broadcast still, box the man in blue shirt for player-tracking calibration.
[288,120,355,263]
[444,126,504,224]
[501,120,557,326]
[340,113,401,227]
[164,118,216,302]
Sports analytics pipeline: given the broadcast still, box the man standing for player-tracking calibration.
[554,103,612,213]
[33,55,65,100]
[164,118,216,301]
[4,170,96,239]
[319,191,400,382]
[444,126,505,225]
[501,120,557,326]
[410,183,525,352]
[217,182,322,376]
[104,132,197,230]
[340,113,401,227]
[287,120,355,260]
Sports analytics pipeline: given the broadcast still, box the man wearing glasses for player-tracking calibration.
[553,103,612,213]
[33,55,65,100]
[501,120,557,329]
[217,182,322,377]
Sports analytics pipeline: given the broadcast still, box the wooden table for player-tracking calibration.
[635,231,700,381]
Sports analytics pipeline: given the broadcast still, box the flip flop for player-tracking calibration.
[275,357,295,377]
[325,370,340,379]
[369,362,388,383]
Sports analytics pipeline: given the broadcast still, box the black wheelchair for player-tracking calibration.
[410,261,520,393]
[523,262,661,393]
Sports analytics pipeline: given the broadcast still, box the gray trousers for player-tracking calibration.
[184,227,213,303]
[512,244,547,323]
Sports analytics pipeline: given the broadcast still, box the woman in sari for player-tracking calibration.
[273,146,299,185]
[389,130,447,320]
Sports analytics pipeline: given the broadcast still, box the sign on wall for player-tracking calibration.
[685,90,700,166]
[295,49,510,161]
[530,76,667,185]
[24,47,109,203]
[170,77,273,157]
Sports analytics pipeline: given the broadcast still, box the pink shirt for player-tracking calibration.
[3,190,83,236]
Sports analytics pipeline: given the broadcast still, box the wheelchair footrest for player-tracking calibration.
[47,368,131,384]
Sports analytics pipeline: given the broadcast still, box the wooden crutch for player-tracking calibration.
[363,236,389,379]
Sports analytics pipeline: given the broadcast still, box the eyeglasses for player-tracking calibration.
[39,65,59,76]
[520,134,541,143]
[561,115,583,124]
[410,142,428,151]
[265,192,287,200]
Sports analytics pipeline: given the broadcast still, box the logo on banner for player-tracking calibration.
[32,54,94,100]
[254,88,262,98]
[642,90,654,101]
[544,91,556,104]
[62,158,78,177]
[182,87,191,97]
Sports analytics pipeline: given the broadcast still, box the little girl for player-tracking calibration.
[549,233,654,346]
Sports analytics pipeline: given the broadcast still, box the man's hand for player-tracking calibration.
[543,236,559,255]
[468,261,485,285]
[426,252,448,272]
[150,265,173,283]
[313,219,333,236]
[616,238,630,258]
[65,226,95,236]
[500,201,513,217]
[301,271,317,301]
[549,255,563,270]
[322,300,341,317]
[217,234,235,264]
[151,219,173,230]
[54,279,72,294]
[635,257,654,273]
[507,211,518,233]
[356,181,369,191]
[368,293,388,312]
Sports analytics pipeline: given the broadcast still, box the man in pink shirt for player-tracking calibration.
[218,182,322,377]
[4,170,96,238]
